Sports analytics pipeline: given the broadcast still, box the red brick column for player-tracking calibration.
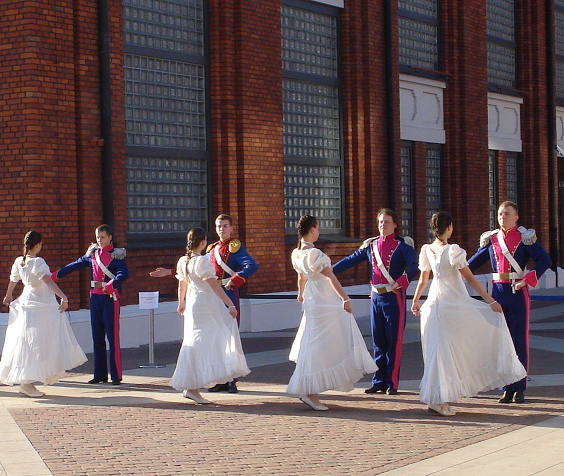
[208,0,286,294]
[340,0,398,239]
[441,0,490,253]
[517,1,551,243]
[0,1,81,303]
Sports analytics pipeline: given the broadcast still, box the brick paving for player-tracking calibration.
[4,298,564,475]
[8,379,564,475]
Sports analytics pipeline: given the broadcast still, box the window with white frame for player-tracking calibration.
[123,0,209,243]
[426,145,442,240]
[400,142,414,237]
[487,0,517,89]
[398,0,439,72]
[282,0,343,233]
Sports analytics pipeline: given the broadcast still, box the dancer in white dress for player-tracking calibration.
[1,231,87,397]
[411,212,527,416]
[170,227,250,404]
[287,216,378,411]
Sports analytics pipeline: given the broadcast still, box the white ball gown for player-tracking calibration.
[418,243,527,405]
[0,256,87,385]
[287,248,377,396]
[169,255,250,390]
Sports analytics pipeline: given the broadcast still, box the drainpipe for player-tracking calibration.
[98,0,115,228]
[384,0,396,209]
[546,0,559,282]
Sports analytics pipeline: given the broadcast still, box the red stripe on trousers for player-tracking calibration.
[113,294,122,380]
[391,291,406,389]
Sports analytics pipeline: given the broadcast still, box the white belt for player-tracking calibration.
[492,272,523,281]
[219,278,231,286]
[371,284,394,294]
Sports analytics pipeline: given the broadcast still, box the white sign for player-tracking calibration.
[139,291,159,309]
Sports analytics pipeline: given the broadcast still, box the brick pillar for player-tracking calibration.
[517,1,551,243]
[441,0,489,252]
[341,0,397,239]
[0,1,81,303]
[209,0,286,294]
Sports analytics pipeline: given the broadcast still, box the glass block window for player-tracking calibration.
[398,0,439,71]
[284,164,341,230]
[126,156,207,234]
[281,5,338,78]
[400,142,413,237]
[487,0,516,88]
[426,145,442,240]
[556,5,564,99]
[488,151,498,230]
[282,1,342,233]
[124,55,206,150]
[123,0,205,55]
[123,0,209,242]
[283,79,340,160]
[506,152,519,203]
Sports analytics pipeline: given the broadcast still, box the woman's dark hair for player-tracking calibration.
[22,231,42,266]
[185,227,207,277]
[430,211,452,240]
[297,215,318,249]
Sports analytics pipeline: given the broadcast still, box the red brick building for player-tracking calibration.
[0,0,561,308]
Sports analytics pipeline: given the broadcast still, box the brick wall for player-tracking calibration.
[1,0,560,310]
[0,1,81,305]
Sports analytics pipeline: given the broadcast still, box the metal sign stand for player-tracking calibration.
[138,292,165,369]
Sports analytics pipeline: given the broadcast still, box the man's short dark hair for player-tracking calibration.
[499,201,518,214]
[96,224,113,236]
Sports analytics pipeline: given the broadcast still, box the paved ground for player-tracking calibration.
[0,288,563,475]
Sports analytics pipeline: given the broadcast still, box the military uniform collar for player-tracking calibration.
[380,233,397,242]
[500,226,518,237]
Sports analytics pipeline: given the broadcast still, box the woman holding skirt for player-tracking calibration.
[287,215,377,411]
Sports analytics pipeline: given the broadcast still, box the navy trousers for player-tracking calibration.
[492,283,530,391]
[370,290,406,389]
[90,293,122,382]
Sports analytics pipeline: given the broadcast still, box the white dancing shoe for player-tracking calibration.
[428,403,455,416]
[19,383,45,398]
[182,390,211,405]
[299,395,329,411]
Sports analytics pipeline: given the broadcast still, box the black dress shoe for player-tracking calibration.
[208,383,229,392]
[386,387,398,395]
[88,378,108,384]
[512,391,525,403]
[111,380,121,386]
[227,381,238,393]
[365,383,387,394]
[498,390,516,403]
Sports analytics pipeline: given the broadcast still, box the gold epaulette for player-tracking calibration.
[229,239,241,253]
[206,241,218,253]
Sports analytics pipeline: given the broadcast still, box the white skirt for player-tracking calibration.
[0,297,87,385]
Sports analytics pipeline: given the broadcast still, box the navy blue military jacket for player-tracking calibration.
[333,234,418,290]
[53,243,129,292]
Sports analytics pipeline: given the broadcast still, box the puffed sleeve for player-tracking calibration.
[31,257,50,279]
[307,248,331,274]
[195,256,218,281]
[291,248,301,272]
[175,256,188,281]
[9,257,23,283]
[448,244,468,270]
[418,245,431,272]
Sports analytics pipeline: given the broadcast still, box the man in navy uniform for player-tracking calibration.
[52,224,129,385]
[468,201,550,403]
[333,208,418,395]
[150,213,257,392]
